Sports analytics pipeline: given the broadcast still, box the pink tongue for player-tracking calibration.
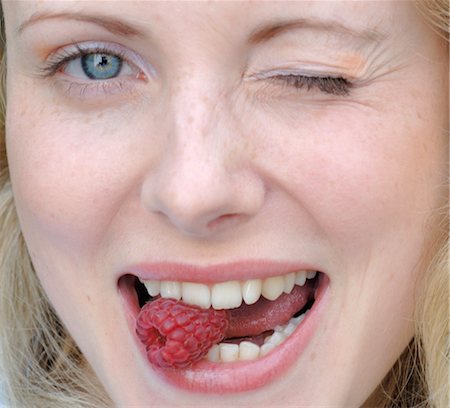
[225,282,314,338]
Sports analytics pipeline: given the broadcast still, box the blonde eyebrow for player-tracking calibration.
[248,18,386,45]
[17,11,146,38]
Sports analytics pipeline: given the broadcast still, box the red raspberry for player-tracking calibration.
[136,298,229,369]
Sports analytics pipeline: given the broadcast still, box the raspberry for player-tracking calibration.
[136,298,229,369]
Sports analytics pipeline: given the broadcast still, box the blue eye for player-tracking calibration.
[57,47,139,81]
[81,53,123,80]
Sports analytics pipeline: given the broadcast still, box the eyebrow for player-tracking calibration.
[248,18,386,45]
[17,11,386,46]
[17,11,146,37]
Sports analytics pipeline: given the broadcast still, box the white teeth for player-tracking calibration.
[206,344,220,362]
[284,322,297,336]
[260,342,276,356]
[295,271,307,286]
[143,280,160,297]
[306,270,317,279]
[291,314,305,325]
[239,341,260,361]
[160,281,181,300]
[283,272,295,294]
[242,279,262,305]
[266,331,286,346]
[219,343,239,362]
[206,309,307,363]
[182,282,211,309]
[211,281,242,309]
[262,276,285,301]
[139,270,318,310]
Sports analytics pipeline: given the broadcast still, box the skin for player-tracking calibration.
[3,0,448,406]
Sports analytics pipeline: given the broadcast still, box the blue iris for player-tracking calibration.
[81,53,123,80]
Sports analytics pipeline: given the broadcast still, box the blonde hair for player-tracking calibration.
[0,2,448,407]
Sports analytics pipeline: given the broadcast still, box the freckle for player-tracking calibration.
[96,112,104,120]
[310,352,316,362]
[153,13,162,22]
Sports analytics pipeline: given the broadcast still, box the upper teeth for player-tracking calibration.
[140,270,317,310]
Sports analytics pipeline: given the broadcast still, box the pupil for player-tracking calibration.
[97,55,109,68]
[81,53,122,80]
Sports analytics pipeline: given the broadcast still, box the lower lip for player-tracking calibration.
[119,273,329,394]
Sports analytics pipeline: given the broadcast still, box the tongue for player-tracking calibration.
[225,281,314,338]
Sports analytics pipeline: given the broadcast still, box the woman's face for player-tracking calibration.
[4,1,448,406]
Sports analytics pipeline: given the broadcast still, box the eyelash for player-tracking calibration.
[41,45,131,78]
[268,74,352,96]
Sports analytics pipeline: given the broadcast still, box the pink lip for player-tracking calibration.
[118,262,329,394]
[125,260,320,283]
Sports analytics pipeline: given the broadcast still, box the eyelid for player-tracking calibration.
[42,41,155,79]
[246,67,354,97]
[247,68,352,82]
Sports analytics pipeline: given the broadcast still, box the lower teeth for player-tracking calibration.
[206,310,308,363]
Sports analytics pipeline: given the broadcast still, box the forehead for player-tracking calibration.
[4,0,419,44]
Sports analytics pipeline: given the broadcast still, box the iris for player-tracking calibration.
[81,53,123,80]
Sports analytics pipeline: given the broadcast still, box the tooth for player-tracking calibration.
[142,280,160,297]
[160,281,181,300]
[182,282,211,309]
[262,276,284,301]
[267,331,286,346]
[211,281,242,309]
[307,270,317,279]
[239,341,260,361]
[283,272,295,293]
[206,344,220,362]
[220,343,239,362]
[292,313,305,325]
[283,323,297,336]
[295,271,307,286]
[242,279,262,305]
[260,342,276,356]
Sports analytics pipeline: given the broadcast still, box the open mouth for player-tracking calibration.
[118,266,328,393]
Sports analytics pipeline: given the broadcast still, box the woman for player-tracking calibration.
[0,1,448,407]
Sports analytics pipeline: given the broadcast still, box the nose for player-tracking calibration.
[141,96,265,238]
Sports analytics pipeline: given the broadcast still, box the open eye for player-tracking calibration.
[41,43,147,82]
[40,43,151,101]
[64,52,138,80]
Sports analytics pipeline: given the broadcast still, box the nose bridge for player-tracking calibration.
[169,73,229,193]
[141,76,264,237]
[173,66,225,141]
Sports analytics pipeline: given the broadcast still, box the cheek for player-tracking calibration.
[6,85,145,258]
[252,104,446,247]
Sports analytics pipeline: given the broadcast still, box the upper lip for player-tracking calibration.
[124,260,322,283]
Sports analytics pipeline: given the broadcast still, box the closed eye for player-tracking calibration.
[270,74,352,96]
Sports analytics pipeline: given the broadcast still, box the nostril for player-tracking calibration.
[206,213,244,230]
